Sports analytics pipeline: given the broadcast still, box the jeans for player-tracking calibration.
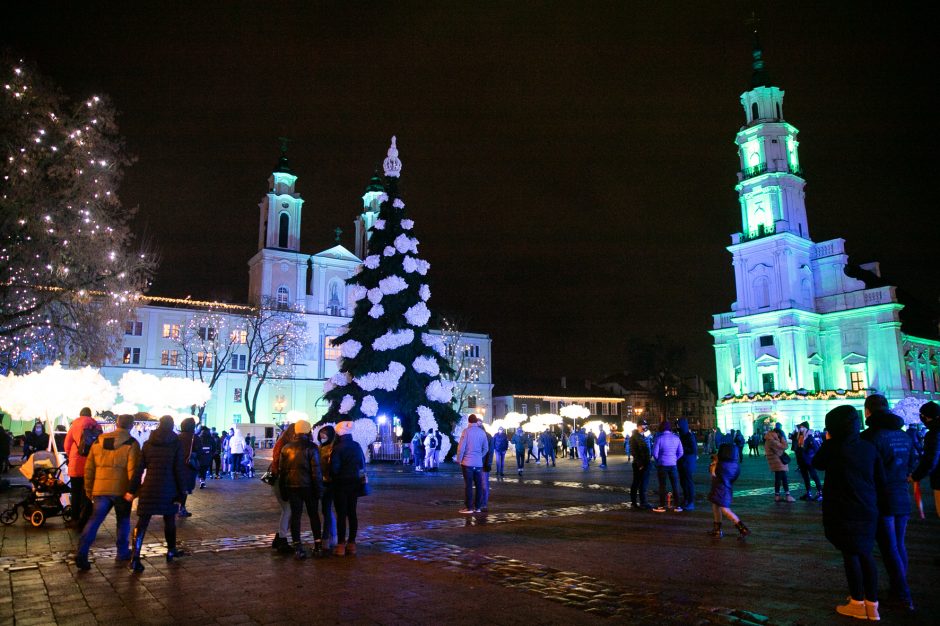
[631,463,650,505]
[321,484,337,546]
[876,515,909,600]
[774,469,790,494]
[495,451,506,475]
[578,446,588,469]
[77,496,131,559]
[842,550,878,601]
[480,471,490,508]
[543,448,556,466]
[515,450,525,471]
[798,463,822,492]
[334,482,359,543]
[272,483,290,538]
[287,487,321,543]
[678,456,696,507]
[230,453,243,475]
[656,464,680,507]
[461,465,483,510]
[598,445,607,466]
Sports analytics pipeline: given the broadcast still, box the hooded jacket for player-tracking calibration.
[493,431,509,453]
[330,434,366,485]
[861,410,915,515]
[131,425,185,516]
[707,443,740,507]
[178,417,198,492]
[812,405,885,554]
[630,430,651,466]
[84,428,141,498]
[678,419,697,459]
[911,418,940,489]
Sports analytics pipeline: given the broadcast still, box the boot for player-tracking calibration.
[165,525,187,562]
[271,532,282,550]
[709,522,722,538]
[312,540,324,558]
[864,600,880,621]
[129,528,145,573]
[294,542,306,560]
[332,543,346,556]
[734,521,751,537]
[835,598,867,620]
[345,542,357,555]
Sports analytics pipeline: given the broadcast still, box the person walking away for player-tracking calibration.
[585,429,596,462]
[177,417,198,517]
[652,421,684,512]
[677,418,697,510]
[277,419,323,559]
[479,423,494,511]
[74,413,141,571]
[411,430,425,472]
[597,426,608,468]
[765,423,794,502]
[561,429,569,459]
[455,414,489,514]
[64,407,99,529]
[268,423,296,554]
[128,415,187,573]
[812,405,886,621]
[317,425,338,549]
[331,421,366,556]
[210,428,222,478]
[424,428,439,471]
[220,430,231,476]
[910,401,940,520]
[540,429,556,467]
[630,421,652,509]
[861,395,916,612]
[795,421,823,500]
[576,428,588,470]
[707,442,750,538]
[493,427,509,477]
[196,425,213,489]
[511,427,526,475]
[526,431,539,464]
[228,427,247,479]
[733,429,746,464]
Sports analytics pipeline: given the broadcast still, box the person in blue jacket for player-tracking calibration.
[492,427,509,477]
[861,395,916,612]
[910,401,940,519]
[706,443,749,538]
[795,421,823,500]
[813,405,886,621]
[677,419,697,510]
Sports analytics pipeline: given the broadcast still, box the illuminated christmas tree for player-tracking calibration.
[322,137,457,437]
[0,57,154,373]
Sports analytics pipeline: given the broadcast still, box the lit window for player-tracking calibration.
[162,323,180,340]
[907,369,915,389]
[231,329,247,344]
[468,396,477,408]
[850,371,866,392]
[521,403,528,415]
[197,352,213,368]
[276,352,286,366]
[462,345,480,358]
[601,402,608,416]
[324,337,341,361]
[276,286,289,309]
[122,347,140,364]
[161,350,179,367]
[921,371,927,391]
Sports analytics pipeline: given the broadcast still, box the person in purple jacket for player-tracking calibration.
[652,421,684,512]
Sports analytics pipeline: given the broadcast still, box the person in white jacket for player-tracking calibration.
[455,415,489,514]
[424,429,440,471]
[228,427,247,479]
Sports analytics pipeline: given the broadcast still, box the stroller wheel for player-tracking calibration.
[62,505,74,523]
[29,509,46,527]
[0,507,17,525]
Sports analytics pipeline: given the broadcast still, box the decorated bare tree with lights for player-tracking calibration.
[174,311,240,418]
[439,315,487,417]
[0,58,154,374]
[322,137,458,437]
[242,299,306,423]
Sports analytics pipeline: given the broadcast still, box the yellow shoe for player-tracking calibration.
[835,598,867,620]
[865,600,880,621]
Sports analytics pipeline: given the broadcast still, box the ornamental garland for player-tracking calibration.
[401,218,414,230]
[339,394,356,414]
[374,219,386,230]
[379,275,408,295]
[364,255,380,269]
[426,379,455,403]
[422,332,446,357]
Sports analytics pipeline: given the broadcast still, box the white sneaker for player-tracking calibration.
[652,506,666,513]
[458,508,474,515]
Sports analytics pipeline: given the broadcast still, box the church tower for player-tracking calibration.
[354,171,384,259]
[247,143,309,308]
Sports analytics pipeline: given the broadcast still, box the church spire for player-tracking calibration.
[383,135,402,178]
[747,13,772,89]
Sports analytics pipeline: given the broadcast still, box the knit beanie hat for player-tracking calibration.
[336,421,354,436]
[294,419,312,435]
[921,401,940,420]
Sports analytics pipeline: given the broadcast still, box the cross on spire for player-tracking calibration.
[334,227,343,244]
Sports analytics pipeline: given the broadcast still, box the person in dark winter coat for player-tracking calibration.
[196,425,214,488]
[812,405,886,621]
[910,401,940,520]
[707,443,749,538]
[177,417,198,517]
[795,421,823,500]
[539,429,556,467]
[493,427,509,477]
[277,419,323,559]
[316,425,338,549]
[677,419,697,510]
[511,427,527,475]
[330,421,366,556]
[128,415,186,573]
[480,424,495,510]
[732,430,745,464]
[23,421,49,459]
[629,421,652,509]
[268,423,296,553]
[861,395,916,611]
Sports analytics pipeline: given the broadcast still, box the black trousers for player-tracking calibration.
[287,487,321,543]
[631,463,650,505]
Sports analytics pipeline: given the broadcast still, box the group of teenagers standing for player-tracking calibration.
[268,419,366,559]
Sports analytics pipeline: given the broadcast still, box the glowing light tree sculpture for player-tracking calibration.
[322,137,458,438]
[0,58,154,374]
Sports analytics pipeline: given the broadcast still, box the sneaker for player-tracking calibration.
[864,600,880,621]
[332,544,346,557]
[75,555,91,571]
[785,494,795,503]
[835,598,867,620]
[458,508,474,514]
[345,542,356,555]
[652,506,667,513]
[474,509,482,513]
[199,481,206,489]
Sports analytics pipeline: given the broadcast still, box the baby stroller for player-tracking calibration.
[1,451,73,527]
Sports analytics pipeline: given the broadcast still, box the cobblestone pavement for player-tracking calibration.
[1,451,937,625]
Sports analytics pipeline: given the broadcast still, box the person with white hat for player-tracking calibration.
[277,419,324,559]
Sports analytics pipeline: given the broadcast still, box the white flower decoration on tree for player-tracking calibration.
[361,395,379,417]
[417,405,437,432]
[364,255,380,269]
[405,302,431,327]
[355,361,406,392]
[372,328,415,351]
[352,419,379,463]
[419,284,431,301]
[368,304,384,319]
[426,379,455,403]
[394,234,414,254]
[367,288,383,304]
[340,340,362,359]
[422,332,446,357]
[378,193,388,203]
[374,219,386,230]
[412,355,440,377]
[339,394,355,414]
[403,256,418,274]
[393,198,405,209]
[351,285,368,301]
[379,275,408,295]
[401,218,414,230]
[383,245,396,257]
[325,370,351,392]
[416,259,430,275]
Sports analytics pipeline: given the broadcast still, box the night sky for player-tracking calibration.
[3,2,938,386]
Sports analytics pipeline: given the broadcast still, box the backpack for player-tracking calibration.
[77,423,103,456]
[428,435,437,449]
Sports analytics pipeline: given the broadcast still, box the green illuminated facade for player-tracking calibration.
[710,44,940,435]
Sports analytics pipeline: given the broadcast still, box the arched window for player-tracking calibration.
[278,212,290,248]
[801,278,812,305]
[327,280,342,316]
[276,286,289,309]
[753,277,770,309]
[751,102,759,121]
